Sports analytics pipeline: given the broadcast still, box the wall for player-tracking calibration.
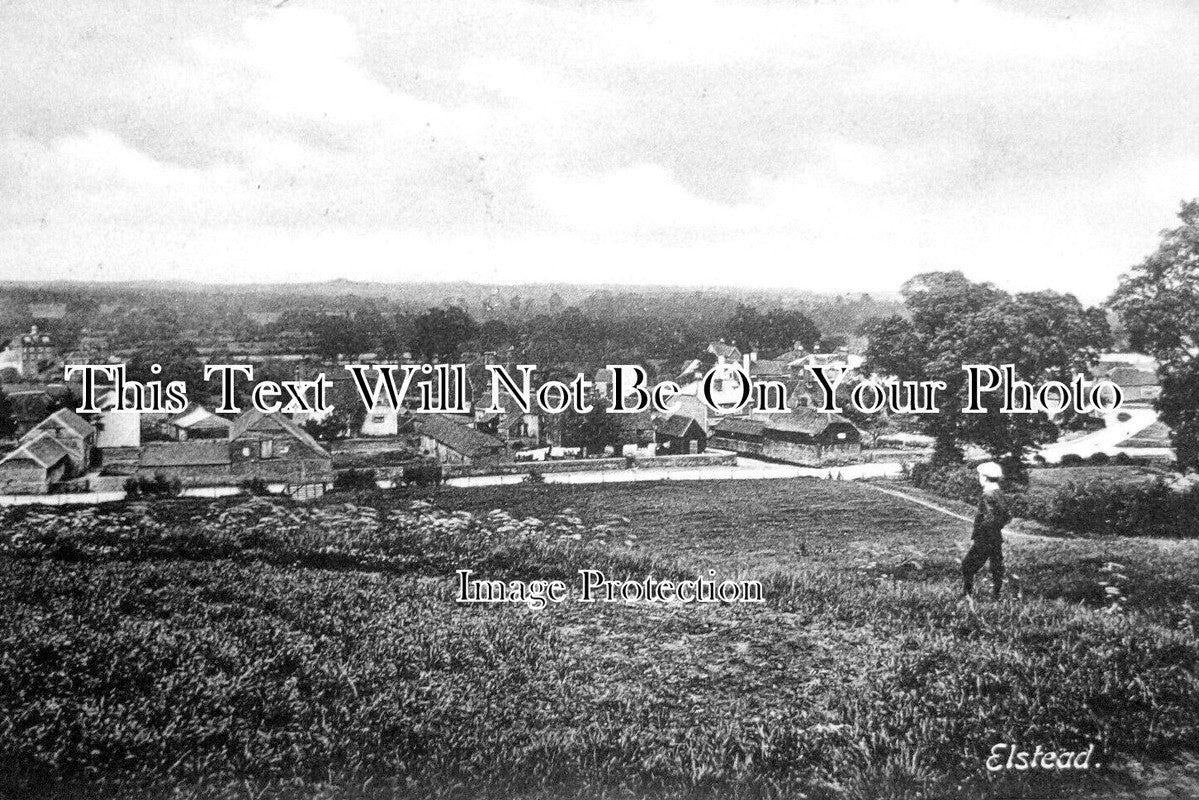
[444,450,735,478]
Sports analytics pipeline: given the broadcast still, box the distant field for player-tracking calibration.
[0,483,1196,799]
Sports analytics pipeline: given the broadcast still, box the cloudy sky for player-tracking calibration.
[1,0,1196,301]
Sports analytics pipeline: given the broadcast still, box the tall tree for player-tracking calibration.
[1109,200,1199,470]
[863,271,1109,471]
[411,306,478,362]
[0,388,17,440]
[722,304,821,355]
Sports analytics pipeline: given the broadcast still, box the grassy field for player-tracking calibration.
[0,480,1197,799]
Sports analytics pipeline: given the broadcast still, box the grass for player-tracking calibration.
[0,481,1197,799]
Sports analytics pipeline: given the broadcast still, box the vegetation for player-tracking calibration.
[1109,199,1199,471]
[0,480,1196,799]
[861,271,1110,471]
[122,473,183,498]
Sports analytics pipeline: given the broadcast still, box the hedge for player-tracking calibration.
[908,462,1199,538]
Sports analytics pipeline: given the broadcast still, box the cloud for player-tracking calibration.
[0,0,1197,300]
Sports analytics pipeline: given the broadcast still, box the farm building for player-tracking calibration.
[0,434,72,493]
[135,410,333,485]
[19,408,96,473]
[711,408,861,464]
[161,404,232,441]
[654,413,707,455]
[414,414,507,466]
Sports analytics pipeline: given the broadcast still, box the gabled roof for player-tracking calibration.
[713,417,765,437]
[167,404,232,430]
[228,409,331,458]
[654,413,704,439]
[708,342,742,361]
[1105,367,1158,388]
[414,413,506,458]
[24,408,95,441]
[0,433,71,470]
[139,441,231,468]
[753,407,857,436]
[749,359,792,376]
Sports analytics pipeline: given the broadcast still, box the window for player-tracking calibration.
[241,447,251,457]
[260,440,274,458]
[371,415,385,424]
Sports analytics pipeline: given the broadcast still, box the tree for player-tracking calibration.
[864,271,1110,471]
[722,304,821,355]
[563,400,622,457]
[1109,200,1199,470]
[0,388,17,440]
[412,306,478,362]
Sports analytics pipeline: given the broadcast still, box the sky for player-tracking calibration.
[1,0,1197,303]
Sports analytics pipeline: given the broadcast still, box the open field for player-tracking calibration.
[0,482,1197,799]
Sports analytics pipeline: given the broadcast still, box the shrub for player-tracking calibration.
[1113,452,1134,466]
[401,463,443,487]
[123,473,182,498]
[333,468,377,491]
[239,477,271,496]
[1088,451,1111,465]
[1060,453,1086,467]
[909,461,982,505]
[522,469,546,484]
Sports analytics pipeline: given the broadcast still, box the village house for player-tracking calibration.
[473,408,541,451]
[710,408,861,465]
[19,408,96,473]
[414,414,507,467]
[0,326,58,379]
[653,413,707,455]
[1102,367,1161,403]
[0,435,73,493]
[161,404,232,441]
[135,410,333,485]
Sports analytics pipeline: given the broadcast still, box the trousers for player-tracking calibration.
[962,538,1003,598]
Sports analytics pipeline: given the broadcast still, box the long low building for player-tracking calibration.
[711,408,861,465]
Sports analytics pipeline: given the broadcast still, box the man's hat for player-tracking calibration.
[977,461,1004,480]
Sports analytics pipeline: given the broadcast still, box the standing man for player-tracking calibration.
[962,461,1011,600]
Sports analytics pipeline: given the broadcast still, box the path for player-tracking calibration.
[1036,406,1165,463]
[860,482,1056,541]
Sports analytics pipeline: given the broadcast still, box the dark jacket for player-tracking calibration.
[972,490,1010,542]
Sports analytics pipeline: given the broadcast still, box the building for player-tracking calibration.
[135,409,333,485]
[360,400,401,437]
[711,408,861,464]
[414,414,507,466]
[473,408,541,451]
[227,409,333,482]
[654,413,707,455]
[19,408,96,473]
[1103,367,1161,403]
[161,405,232,441]
[0,435,73,493]
[0,326,58,378]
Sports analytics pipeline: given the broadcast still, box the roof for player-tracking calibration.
[1105,367,1158,388]
[655,413,704,439]
[0,434,71,470]
[228,409,330,458]
[414,414,506,458]
[708,342,742,361]
[25,408,95,440]
[138,441,231,468]
[750,359,792,376]
[167,405,232,430]
[713,417,766,437]
[753,407,857,436]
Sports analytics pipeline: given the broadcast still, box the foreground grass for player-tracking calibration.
[0,482,1196,799]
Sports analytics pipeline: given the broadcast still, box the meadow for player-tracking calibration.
[0,479,1196,799]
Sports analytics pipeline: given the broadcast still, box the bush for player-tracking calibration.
[1060,453,1086,467]
[333,468,377,491]
[1114,452,1134,466]
[908,459,1199,538]
[1088,451,1111,465]
[909,461,982,504]
[401,463,443,487]
[239,477,271,496]
[522,469,546,484]
[123,473,182,498]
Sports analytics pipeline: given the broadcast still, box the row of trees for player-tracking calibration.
[859,199,1199,474]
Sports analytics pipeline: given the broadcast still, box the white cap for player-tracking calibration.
[977,461,1004,480]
